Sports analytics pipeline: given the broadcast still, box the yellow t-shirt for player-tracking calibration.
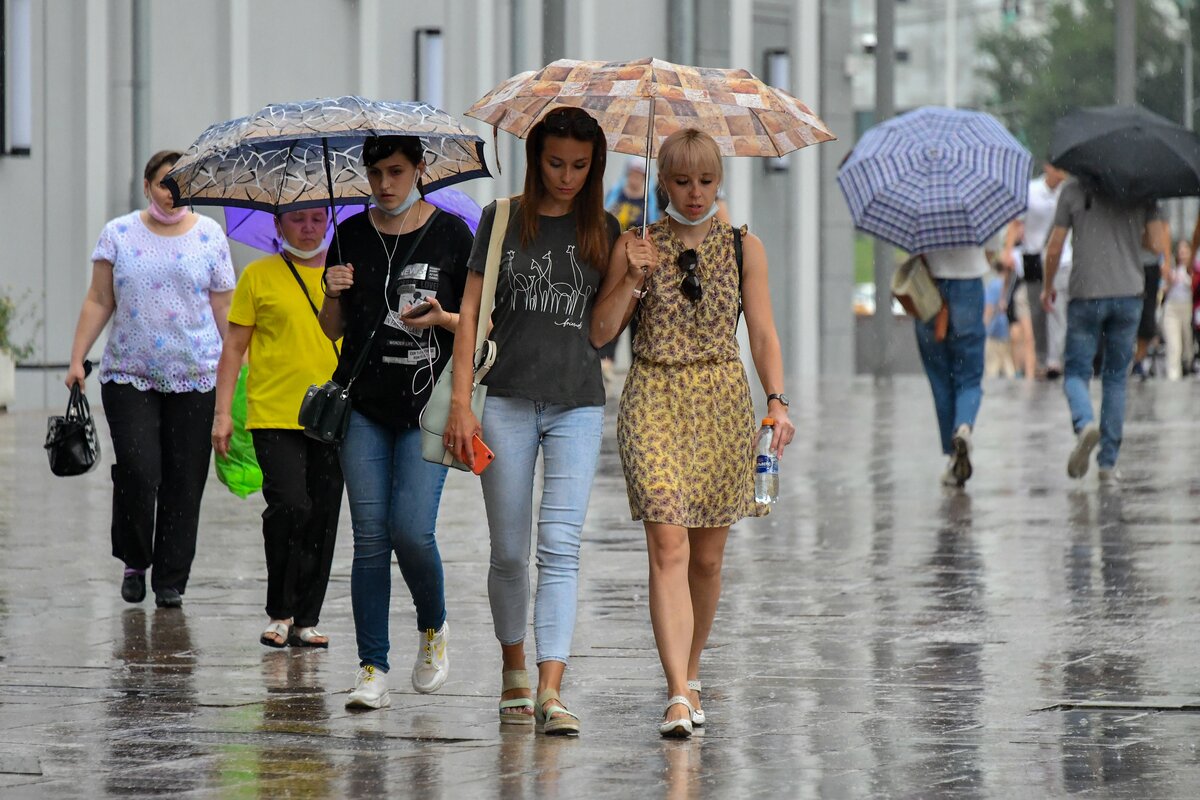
[228,254,341,429]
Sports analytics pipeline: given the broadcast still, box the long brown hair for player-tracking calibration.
[519,107,610,269]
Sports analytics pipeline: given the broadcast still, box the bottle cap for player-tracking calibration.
[761,417,775,426]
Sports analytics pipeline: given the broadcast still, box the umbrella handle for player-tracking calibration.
[642,96,655,240]
[321,138,343,271]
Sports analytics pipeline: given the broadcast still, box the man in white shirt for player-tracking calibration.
[1004,162,1071,376]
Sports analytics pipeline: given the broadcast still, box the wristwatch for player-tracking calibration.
[767,392,789,407]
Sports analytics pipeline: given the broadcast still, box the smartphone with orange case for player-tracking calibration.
[471,433,495,475]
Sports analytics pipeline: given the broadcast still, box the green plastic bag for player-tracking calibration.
[215,365,262,498]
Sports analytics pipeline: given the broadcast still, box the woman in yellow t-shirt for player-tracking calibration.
[212,208,343,649]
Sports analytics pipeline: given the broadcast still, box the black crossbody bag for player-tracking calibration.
[297,211,438,444]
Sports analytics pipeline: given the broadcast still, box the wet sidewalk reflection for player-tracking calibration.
[2,377,1200,797]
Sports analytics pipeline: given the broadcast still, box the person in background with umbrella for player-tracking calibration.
[320,135,475,710]
[66,150,236,609]
[914,247,989,487]
[445,107,619,736]
[211,207,343,649]
[1041,179,1169,481]
[591,128,795,738]
[837,107,1029,486]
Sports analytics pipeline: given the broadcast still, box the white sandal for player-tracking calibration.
[288,626,329,648]
[259,620,290,648]
[687,680,706,727]
[659,695,695,738]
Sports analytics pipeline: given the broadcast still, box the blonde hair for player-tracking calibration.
[657,129,723,184]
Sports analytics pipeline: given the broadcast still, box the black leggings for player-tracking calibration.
[251,429,343,627]
[101,382,214,594]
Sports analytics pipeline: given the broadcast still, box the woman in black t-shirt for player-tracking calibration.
[320,136,473,711]
[445,107,618,736]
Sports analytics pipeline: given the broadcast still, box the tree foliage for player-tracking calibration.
[977,0,1189,161]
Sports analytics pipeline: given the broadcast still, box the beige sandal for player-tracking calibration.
[499,669,535,725]
[535,688,581,736]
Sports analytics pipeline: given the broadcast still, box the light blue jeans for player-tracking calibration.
[1063,296,1141,469]
[480,396,604,665]
[340,412,448,673]
[914,277,986,455]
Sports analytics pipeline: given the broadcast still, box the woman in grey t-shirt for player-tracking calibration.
[446,107,619,736]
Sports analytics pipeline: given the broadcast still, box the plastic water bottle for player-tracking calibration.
[754,417,779,505]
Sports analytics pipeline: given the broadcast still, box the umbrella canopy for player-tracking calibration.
[837,106,1032,253]
[164,96,490,212]
[1049,104,1200,204]
[465,57,835,158]
[223,187,482,253]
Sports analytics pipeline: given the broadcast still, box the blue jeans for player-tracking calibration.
[914,278,986,455]
[1063,296,1141,468]
[480,396,604,665]
[340,412,448,672]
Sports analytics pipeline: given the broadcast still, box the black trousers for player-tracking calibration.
[251,429,343,627]
[1022,254,1047,365]
[101,382,214,594]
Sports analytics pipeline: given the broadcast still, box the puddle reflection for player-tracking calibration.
[105,608,199,796]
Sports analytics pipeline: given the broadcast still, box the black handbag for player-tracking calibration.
[298,211,439,445]
[45,366,101,476]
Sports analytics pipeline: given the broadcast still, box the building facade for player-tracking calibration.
[0,0,855,410]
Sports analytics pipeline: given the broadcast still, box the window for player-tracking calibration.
[2,0,32,155]
[414,28,444,110]
[764,49,791,172]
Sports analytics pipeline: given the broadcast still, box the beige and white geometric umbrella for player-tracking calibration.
[465,57,836,159]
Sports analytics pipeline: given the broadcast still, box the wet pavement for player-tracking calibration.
[2,375,1200,798]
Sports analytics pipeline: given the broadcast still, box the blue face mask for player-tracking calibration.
[664,200,719,227]
[370,178,422,217]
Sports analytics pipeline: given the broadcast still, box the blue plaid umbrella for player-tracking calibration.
[837,106,1031,253]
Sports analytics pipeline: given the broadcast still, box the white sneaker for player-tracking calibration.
[1067,422,1100,479]
[346,665,390,709]
[412,622,449,694]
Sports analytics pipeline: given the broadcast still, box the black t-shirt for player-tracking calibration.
[332,208,474,430]
[468,199,619,407]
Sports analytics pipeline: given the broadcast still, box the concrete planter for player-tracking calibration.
[0,352,13,410]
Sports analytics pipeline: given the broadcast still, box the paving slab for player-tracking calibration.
[2,376,1200,798]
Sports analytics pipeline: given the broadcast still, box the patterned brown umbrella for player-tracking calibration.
[465,57,835,159]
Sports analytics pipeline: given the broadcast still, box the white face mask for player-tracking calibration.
[664,200,719,227]
[281,240,325,260]
[370,177,422,217]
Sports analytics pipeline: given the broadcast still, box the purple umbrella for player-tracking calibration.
[223,187,482,253]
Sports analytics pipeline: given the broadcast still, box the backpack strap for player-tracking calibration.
[734,225,745,318]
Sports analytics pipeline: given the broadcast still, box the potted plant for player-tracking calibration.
[0,288,37,410]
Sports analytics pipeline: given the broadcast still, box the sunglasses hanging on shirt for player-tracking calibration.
[677,248,702,303]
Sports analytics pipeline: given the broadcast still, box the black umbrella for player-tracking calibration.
[1049,104,1200,204]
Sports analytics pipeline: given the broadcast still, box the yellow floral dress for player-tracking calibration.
[616,218,767,527]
